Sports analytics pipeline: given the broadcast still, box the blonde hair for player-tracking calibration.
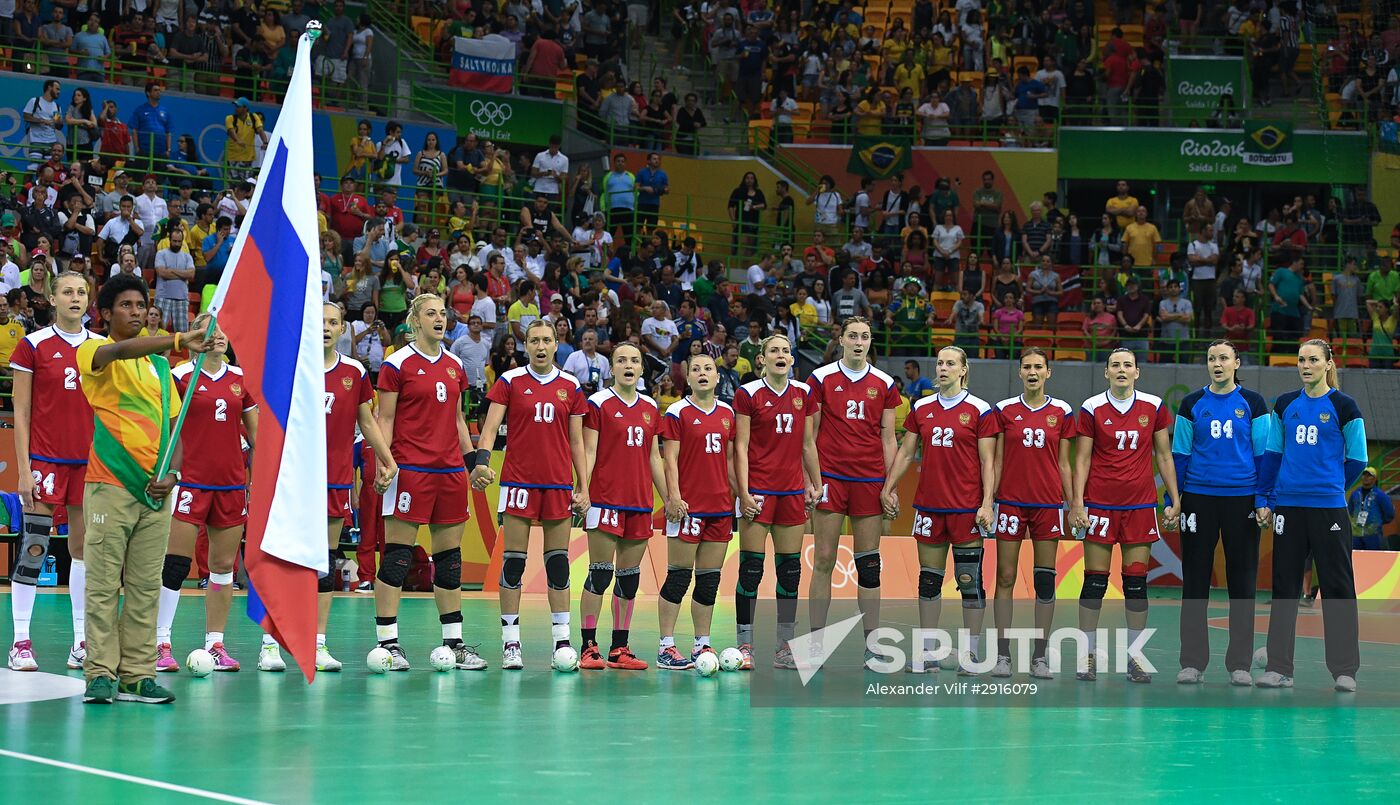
[523,317,556,342]
[938,345,969,389]
[407,293,444,338]
[758,332,791,372]
[1300,338,1339,390]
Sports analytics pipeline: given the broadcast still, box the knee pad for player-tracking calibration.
[543,549,570,591]
[919,567,945,600]
[1032,566,1056,605]
[1123,561,1148,613]
[660,566,693,605]
[14,513,54,585]
[692,568,721,606]
[1080,571,1109,610]
[584,561,614,595]
[614,566,641,600]
[432,548,462,590]
[161,553,193,592]
[319,550,339,593]
[952,547,985,608]
[854,550,881,589]
[376,543,413,588]
[775,552,801,598]
[499,550,527,591]
[736,551,764,597]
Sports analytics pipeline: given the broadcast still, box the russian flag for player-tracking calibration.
[208,29,328,683]
[449,34,516,93]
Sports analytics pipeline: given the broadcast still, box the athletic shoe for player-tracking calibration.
[354,581,374,594]
[384,643,411,671]
[1255,671,1293,688]
[1176,667,1204,685]
[863,648,881,670]
[606,645,649,670]
[1076,654,1097,682]
[451,643,488,671]
[208,642,241,672]
[155,643,180,673]
[116,678,176,704]
[737,643,754,671]
[197,577,209,590]
[83,676,115,704]
[502,642,524,670]
[991,655,1012,678]
[1230,670,1253,687]
[66,642,86,670]
[8,640,37,671]
[1126,658,1152,684]
[315,646,342,672]
[1334,675,1357,693]
[657,646,694,670]
[905,651,940,674]
[257,643,287,672]
[772,645,797,670]
[579,643,606,670]
[1030,657,1054,680]
[1301,592,1317,608]
[957,651,982,677]
[689,645,716,663]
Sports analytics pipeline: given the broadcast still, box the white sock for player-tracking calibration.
[1085,631,1097,658]
[317,633,326,648]
[442,622,463,642]
[1127,628,1143,652]
[68,559,86,646]
[12,582,36,642]
[375,622,398,643]
[969,635,981,657]
[550,612,570,643]
[694,635,710,650]
[660,635,675,650]
[262,634,279,647]
[156,586,181,645]
[205,631,224,649]
[501,624,521,644]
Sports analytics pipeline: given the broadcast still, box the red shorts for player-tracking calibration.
[912,509,982,545]
[666,515,734,544]
[994,504,1066,541]
[499,485,574,523]
[382,469,470,526]
[817,477,884,518]
[328,487,353,519]
[587,505,653,540]
[1084,506,1160,545]
[174,486,248,529]
[753,493,808,527]
[31,459,87,509]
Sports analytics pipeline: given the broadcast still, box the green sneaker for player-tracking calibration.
[83,676,116,704]
[116,678,176,704]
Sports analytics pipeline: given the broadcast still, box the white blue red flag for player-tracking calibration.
[208,28,327,682]
[449,34,516,93]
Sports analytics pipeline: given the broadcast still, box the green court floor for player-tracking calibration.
[3,589,1399,803]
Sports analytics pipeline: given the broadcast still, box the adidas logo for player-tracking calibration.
[52,351,62,358]
[1104,418,1113,425]
[614,411,624,418]
[524,389,534,395]
[1330,523,1342,532]
[765,401,773,407]
[417,369,426,374]
[1015,415,1023,421]
[1148,528,1158,535]
[834,385,844,392]
[692,419,701,425]
[198,385,208,391]
[1051,526,1061,533]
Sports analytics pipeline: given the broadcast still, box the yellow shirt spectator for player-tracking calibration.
[1106,193,1140,230]
[224,108,265,164]
[0,315,26,366]
[1122,221,1162,268]
[855,98,887,135]
[791,300,818,330]
[189,221,213,267]
[894,63,926,97]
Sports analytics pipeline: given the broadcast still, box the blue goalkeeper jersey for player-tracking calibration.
[1171,385,1273,506]
[1262,388,1367,509]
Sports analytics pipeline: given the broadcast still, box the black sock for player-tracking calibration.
[998,637,1011,657]
[582,627,597,647]
[1032,638,1047,661]
[611,629,629,651]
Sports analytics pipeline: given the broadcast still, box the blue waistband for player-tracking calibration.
[399,465,466,475]
[31,454,88,466]
[180,483,246,492]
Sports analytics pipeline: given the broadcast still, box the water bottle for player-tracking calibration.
[38,555,59,587]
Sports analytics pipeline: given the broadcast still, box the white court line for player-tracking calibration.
[0,749,274,804]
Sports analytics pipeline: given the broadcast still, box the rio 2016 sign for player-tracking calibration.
[1058,127,1367,184]
[1167,55,1246,124]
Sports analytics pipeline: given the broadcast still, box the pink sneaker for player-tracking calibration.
[208,642,241,672]
[8,640,37,671]
[155,643,180,673]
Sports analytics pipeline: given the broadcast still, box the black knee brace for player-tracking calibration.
[1032,566,1056,605]
[319,550,338,593]
[1080,571,1109,610]
[499,550,527,590]
[14,513,53,585]
[660,565,693,605]
[692,568,721,606]
[543,549,570,590]
[736,551,764,597]
[1122,566,1148,614]
[584,561,614,595]
[952,547,985,609]
[919,567,945,600]
[854,550,881,589]
[377,543,413,588]
[775,553,801,599]
[433,548,462,590]
[614,566,641,600]
[162,554,193,592]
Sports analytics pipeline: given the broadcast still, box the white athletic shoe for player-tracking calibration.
[1176,667,1204,685]
[1334,675,1357,693]
[905,651,940,674]
[452,643,488,670]
[1030,657,1054,679]
[67,641,87,670]
[257,643,287,672]
[502,642,524,670]
[1255,671,1293,688]
[315,645,343,672]
[1230,670,1253,687]
[8,640,38,671]
[990,655,1012,678]
[956,651,982,677]
[385,644,411,671]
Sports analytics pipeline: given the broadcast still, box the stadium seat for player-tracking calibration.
[1022,330,1055,350]
[1268,355,1296,367]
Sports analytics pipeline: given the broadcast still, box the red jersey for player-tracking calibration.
[809,361,901,483]
[994,395,1076,508]
[325,354,373,488]
[10,325,102,462]
[903,391,999,512]
[378,346,467,470]
[486,366,588,489]
[584,389,659,511]
[660,397,735,517]
[733,378,813,496]
[172,363,256,488]
[1076,391,1172,509]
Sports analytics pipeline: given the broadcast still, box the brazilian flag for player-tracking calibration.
[1242,121,1293,166]
[847,136,913,179]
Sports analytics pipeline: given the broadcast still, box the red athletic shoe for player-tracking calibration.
[579,643,606,671]
[606,645,649,670]
[737,643,754,671]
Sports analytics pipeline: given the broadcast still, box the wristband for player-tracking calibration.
[474,448,491,469]
[173,332,181,351]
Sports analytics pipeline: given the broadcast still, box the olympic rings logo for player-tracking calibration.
[804,544,858,589]
[470,100,514,126]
